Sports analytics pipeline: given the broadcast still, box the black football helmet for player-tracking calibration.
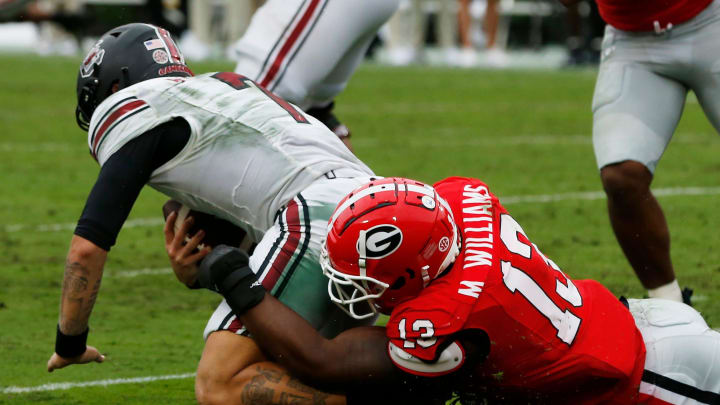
[75,23,193,131]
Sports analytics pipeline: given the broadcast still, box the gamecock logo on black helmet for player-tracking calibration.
[359,225,403,259]
[80,40,105,78]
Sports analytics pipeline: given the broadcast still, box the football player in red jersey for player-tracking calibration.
[171,177,720,404]
[556,0,720,303]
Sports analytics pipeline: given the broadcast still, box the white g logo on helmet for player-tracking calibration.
[358,225,403,259]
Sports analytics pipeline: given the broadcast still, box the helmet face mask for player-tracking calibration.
[75,23,193,131]
[321,244,388,320]
[323,178,461,320]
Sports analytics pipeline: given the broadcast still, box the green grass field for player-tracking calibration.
[1,54,718,404]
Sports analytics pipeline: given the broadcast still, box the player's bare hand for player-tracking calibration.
[47,346,105,372]
[164,211,210,287]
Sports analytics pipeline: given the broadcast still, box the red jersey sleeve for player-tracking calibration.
[386,296,467,377]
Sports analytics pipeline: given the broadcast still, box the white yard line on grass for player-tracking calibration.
[4,217,164,233]
[501,186,720,204]
[2,133,717,153]
[1,372,195,394]
[108,267,173,278]
[4,186,720,234]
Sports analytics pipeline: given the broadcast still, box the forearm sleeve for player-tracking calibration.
[74,118,189,250]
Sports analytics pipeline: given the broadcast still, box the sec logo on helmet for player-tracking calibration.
[359,224,403,259]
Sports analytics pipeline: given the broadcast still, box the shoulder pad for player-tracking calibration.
[87,82,170,164]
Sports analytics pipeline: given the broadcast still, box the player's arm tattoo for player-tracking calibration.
[241,365,331,405]
[60,260,102,334]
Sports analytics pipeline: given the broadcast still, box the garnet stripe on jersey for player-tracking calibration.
[92,105,150,161]
[268,0,330,92]
[157,27,182,64]
[259,0,322,88]
[226,316,243,334]
[257,0,307,80]
[92,99,148,157]
[255,204,290,288]
[262,199,302,292]
[225,198,306,335]
[641,369,720,404]
[90,96,136,147]
[274,194,310,297]
[219,311,236,331]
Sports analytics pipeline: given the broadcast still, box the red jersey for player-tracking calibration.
[597,0,711,32]
[385,177,646,404]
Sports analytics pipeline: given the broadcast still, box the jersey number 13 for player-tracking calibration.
[500,214,583,345]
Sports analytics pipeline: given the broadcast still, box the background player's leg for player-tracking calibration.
[295,0,399,108]
[686,3,720,136]
[592,32,687,299]
[600,161,675,291]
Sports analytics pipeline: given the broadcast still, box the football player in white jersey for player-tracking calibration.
[232,0,400,152]
[47,23,377,404]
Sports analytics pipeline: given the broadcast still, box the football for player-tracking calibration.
[162,199,251,250]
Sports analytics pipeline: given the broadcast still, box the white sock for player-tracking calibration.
[647,279,683,302]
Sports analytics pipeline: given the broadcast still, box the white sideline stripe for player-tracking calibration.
[2,133,718,152]
[3,217,164,233]
[4,186,720,234]
[353,134,719,148]
[0,143,75,152]
[107,267,173,278]
[501,186,720,204]
[1,372,196,394]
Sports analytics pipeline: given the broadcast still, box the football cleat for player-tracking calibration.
[306,101,353,151]
[681,287,694,306]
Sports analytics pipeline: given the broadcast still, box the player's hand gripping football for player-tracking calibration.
[164,211,211,288]
[47,346,105,372]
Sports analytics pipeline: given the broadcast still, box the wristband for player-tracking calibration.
[197,245,249,292]
[224,274,266,316]
[198,245,266,314]
[55,325,88,358]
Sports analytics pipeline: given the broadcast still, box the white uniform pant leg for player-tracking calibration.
[233,0,399,110]
[591,25,687,174]
[629,298,720,404]
[593,0,720,174]
[189,0,213,44]
[683,0,720,134]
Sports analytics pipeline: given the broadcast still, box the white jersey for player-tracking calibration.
[87,73,373,241]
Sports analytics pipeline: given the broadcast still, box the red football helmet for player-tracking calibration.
[321,177,460,319]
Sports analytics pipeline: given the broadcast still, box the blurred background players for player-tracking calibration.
[458,0,507,67]
[385,0,457,66]
[559,0,720,303]
[229,0,399,151]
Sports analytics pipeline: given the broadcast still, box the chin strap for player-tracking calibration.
[118,66,130,90]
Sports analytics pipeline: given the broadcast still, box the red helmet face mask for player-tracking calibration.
[321,177,460,319]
